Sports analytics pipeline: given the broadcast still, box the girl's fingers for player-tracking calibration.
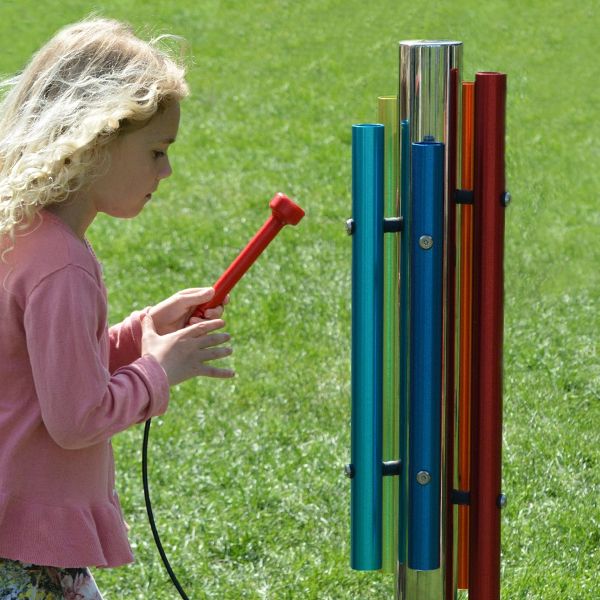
[175,288,215,318]
[197,345,233,361]
[202,305,224,319]
[194,334,232,351]
[199,365,235,378]
[177,287,214,302]
[177,318,226,339]
[197,346,234,378]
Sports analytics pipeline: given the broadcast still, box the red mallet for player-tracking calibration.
[191,193,305,319]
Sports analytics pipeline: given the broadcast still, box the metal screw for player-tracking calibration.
[345,218,355,236]
[419,235,433,250]
[497,493,508,509]
[502,192,511,207]
[416,470,431,485]
[344,464,355,479]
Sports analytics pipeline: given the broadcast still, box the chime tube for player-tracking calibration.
[397,118,410,572]
[351,123,384,571]
[444,65,460,600]
[457,80,475,591]
[377,97,401,574]
[469,72,507,600]
[407,139,444,572]
[397,42,461,598]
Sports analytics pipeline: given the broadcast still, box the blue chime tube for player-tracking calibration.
[350,123,384,570]
[407,138,444,571]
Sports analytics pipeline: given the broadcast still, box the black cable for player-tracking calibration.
[142,418,190,600]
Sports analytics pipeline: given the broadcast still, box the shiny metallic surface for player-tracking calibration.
[396,561,407,600]
[345,218,355,235]
[351,123,384,571]
[457,80,475,592]
[419,235,434,250]
[397,40,462,599]
[405,569,444,598]
[398,118,411,573]
[444,63,461,600]
[399,40,463,144]
[416,471,432,486]
[469,71,507,600]
[408,140,444,572]
[378,96,401,575]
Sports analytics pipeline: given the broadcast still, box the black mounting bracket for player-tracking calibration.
[345,216,404,236]
[344,460,403,480]
[383,217,403,233]
[454,189,474,205]
[382,459,403,477]
[451,489,471,505]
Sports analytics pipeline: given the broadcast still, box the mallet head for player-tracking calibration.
[269,193,305,226]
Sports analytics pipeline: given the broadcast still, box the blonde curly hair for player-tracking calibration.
[0,17,189,246]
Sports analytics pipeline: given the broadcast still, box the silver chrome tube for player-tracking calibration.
[396,40,462,600]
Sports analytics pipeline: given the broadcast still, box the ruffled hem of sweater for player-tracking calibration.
[0,491,134,568]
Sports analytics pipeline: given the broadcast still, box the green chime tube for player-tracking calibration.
[377,96,401,574]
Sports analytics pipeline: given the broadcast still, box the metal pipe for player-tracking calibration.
[397,40,462,599]
[469,72,507,600]
[408,139,444,572]
[351,123,384,571]
[443,65,460,600]
[378,97,401,574]
[457,80,475,591]
[397,116,410,577]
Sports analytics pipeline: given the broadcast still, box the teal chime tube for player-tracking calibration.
[350,123,384,571]
[408,138,444,571]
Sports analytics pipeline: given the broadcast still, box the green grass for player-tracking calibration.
[1,0,599,598]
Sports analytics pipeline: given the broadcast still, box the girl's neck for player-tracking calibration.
[45,195,96,240]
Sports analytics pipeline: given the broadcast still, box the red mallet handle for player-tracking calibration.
[192,193,305,318]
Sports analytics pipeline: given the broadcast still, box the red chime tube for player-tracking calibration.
[192,193,305,318]
[469,71,507,600]
[457,80,475,591]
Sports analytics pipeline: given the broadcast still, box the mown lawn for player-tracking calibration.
[0,0,598,598]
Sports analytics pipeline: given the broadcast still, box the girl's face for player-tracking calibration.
[91,100,181,219]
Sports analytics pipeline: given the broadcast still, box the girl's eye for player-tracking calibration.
[153,151,166,159]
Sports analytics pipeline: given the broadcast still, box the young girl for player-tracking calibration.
[0,17,234,599]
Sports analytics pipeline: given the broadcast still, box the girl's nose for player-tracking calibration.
[158,157,172,180]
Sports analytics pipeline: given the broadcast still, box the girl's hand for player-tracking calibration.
[141,313,234,385]
[149,288,229,335]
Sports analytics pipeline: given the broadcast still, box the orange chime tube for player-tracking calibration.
[457,81,474,591]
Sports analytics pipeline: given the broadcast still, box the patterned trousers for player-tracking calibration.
[0,558,103,600]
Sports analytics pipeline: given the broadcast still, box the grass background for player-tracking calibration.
[1,0,599,598]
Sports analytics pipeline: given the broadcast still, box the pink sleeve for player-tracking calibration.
[24,265,169,450]
[108,309,150,372]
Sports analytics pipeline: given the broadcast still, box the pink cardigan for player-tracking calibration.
[0,211,169,568]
